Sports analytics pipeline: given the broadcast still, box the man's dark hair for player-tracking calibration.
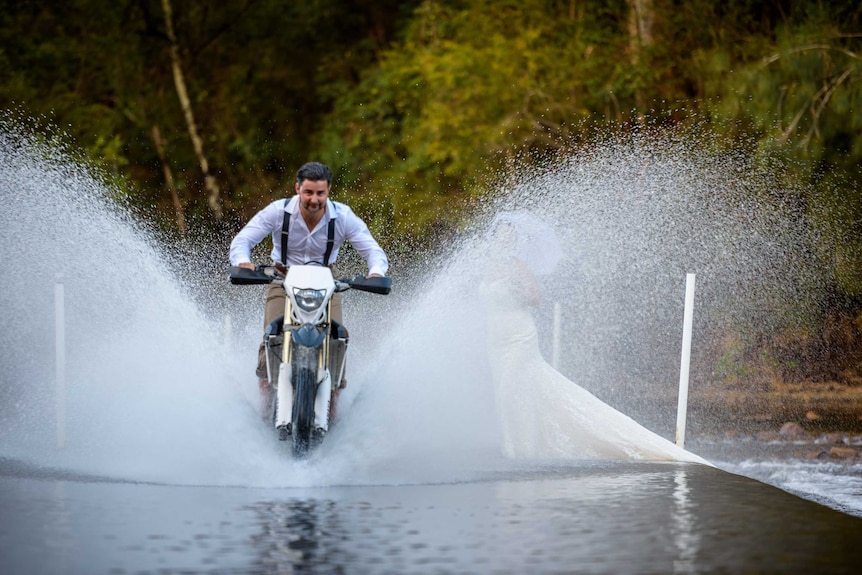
[296,162,332,186]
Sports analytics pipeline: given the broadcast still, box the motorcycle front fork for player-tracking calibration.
[267,328,347,435]
[273,359,333,433]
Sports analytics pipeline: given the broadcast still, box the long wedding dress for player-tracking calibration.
[479,257,708,464]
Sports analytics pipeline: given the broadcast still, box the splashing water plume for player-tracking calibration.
[490,131,827,435]
[0,117,502,486]
[0,117,827,486]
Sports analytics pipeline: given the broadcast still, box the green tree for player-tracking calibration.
[317,0,635,240]
[699,2,862,294]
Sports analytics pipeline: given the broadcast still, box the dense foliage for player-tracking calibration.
[1,0,860,292]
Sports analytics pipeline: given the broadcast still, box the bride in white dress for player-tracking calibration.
[479,212,708,464]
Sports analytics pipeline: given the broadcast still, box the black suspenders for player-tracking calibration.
[281,199,336,266]
[280,199,290,266]
[322,218,336,266]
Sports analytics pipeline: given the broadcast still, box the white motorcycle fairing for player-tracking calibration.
[229,263,391,456]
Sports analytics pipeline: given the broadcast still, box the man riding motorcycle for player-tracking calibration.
[229,162,388,415]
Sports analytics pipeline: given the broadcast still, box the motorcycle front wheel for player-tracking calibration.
[291,365,317,458]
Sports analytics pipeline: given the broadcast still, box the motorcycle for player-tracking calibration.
[230,263,391,456]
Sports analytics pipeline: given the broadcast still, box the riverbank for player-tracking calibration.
[691,380,862,433]
[684,380,862,464]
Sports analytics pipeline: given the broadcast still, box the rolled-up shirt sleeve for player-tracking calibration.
[340,206,389,277]
[229,200,282,265]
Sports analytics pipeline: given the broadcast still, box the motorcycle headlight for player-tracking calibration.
[293,288,327,312]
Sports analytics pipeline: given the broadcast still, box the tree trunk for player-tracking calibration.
[627,0,655,114]
[160,0,223,219]
[151,124,187,236]
[627,0,654,58]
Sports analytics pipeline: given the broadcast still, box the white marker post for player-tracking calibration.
[55,275,66,449]
[676,273,696,449]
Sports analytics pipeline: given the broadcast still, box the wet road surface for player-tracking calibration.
[2,458,862,574]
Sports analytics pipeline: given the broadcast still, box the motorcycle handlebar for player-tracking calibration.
[228,266,391,295]
[341,275,392,295]
[228,265,279,285]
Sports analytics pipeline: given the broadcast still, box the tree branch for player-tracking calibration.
[161,0,222,218]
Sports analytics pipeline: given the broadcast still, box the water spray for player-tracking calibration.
[55,274,66,450]
[2,114,831,483]
[551,301,562,369]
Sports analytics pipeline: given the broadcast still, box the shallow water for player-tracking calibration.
[689,437,862,519]
[2,459,862,575]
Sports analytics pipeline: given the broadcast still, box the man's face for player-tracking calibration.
[296,179,330,218]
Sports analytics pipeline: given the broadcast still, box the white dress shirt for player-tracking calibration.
[229,196,388,276]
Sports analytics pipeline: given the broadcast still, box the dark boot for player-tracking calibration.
[329,338,348,389]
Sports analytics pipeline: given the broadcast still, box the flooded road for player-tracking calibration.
[3,459,862,574]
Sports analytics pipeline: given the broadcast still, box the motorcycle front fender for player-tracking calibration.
[291,324,327,348]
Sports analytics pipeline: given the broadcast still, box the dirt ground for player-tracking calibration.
[690,380,862,435]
